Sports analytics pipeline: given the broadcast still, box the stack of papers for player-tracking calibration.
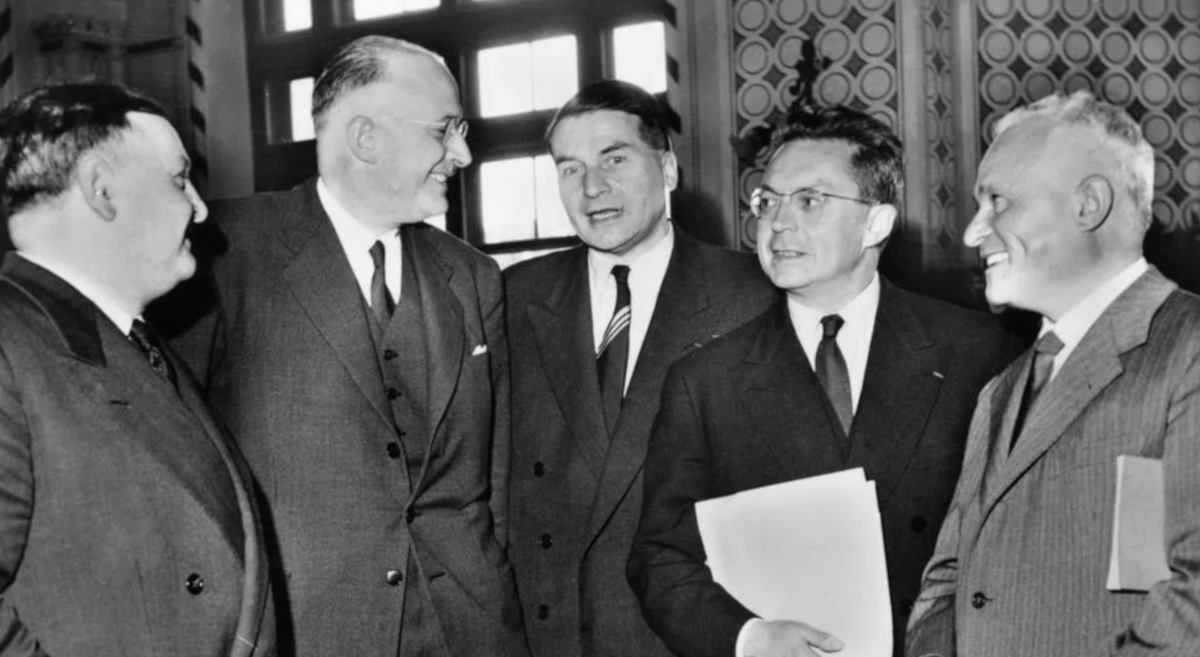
[696,468,891,657]
[1106,455,1171,591]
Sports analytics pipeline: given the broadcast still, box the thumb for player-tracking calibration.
[802,625,844,652]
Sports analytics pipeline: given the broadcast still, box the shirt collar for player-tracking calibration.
[16,251,137,334]
[587,220,675,289]
[318,177,399,254]
[1041,257,1149,348]
[788,272,881,339]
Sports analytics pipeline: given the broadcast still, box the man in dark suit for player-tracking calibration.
[907,92,1200,656]
[627,104,1023,657]
[506,80,777,657]
[171,37,527,657]
[0,83,273,657]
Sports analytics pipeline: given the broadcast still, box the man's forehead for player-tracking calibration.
[765,139,853,183]
[551,110,646,155]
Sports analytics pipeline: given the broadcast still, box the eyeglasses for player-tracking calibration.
[381,116,469,144]
[749,186,873,219]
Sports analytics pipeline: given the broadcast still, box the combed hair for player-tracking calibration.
[993,90,1154,230]
[768,104,904,206]
[0,81,166,218]
[545,79,672,153]
[311,35,444,134]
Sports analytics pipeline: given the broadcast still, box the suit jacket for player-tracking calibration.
[170,179,527,657]
[0,255,273,657]
[627,280,1023,657]
[906,268,1200,657]
[505,231,777,657]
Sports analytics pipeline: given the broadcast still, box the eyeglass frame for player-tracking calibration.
[378,115,469,143]
[749,185,874,219]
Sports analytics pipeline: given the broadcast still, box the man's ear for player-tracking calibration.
[660,150,679,192]
[346,116,378,164]
[1077,174,1113,232]
[862,202,897,250]
[76,153,117,221]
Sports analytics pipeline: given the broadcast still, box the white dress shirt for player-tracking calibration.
[17,251,136,335]
[1039,257,1148,382]
[787,273,881,412]
[587,222,675,393]
[318,177,402,306]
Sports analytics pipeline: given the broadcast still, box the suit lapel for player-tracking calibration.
[583,233,712,543]
[737,300,846,476]
[406,227,465,460]
[527,247,609,479]
[848,282,944,508]
[2,255,245,550]
[280,184,392,432]
[979,269,1177,523]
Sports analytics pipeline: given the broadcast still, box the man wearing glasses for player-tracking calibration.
[168,36,529,657]
[627,104,1022,657]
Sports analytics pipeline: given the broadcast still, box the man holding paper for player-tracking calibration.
[627,104,1021,657]
[906,92,1200,656]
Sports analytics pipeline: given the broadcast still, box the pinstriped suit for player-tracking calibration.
[907,268,1200,656]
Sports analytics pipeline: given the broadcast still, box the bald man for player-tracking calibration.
[170,36,528,657]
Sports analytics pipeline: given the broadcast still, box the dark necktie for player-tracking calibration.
[369,240,394,326]
[129,319,177,389]
[815,314,853,437]
[1012,330,1064,449]
[597,265,631,437]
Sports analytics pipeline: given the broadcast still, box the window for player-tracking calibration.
[246,0,672,266]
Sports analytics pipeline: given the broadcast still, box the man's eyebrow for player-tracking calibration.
[599,142,632,156]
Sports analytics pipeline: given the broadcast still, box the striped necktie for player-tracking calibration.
[597,265,631,437]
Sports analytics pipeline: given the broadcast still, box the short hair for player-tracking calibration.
[768,104,904,207]
[993,90,1154,230]
[0,82,166,218]
[545,79,672,153]
[312,36,444,134]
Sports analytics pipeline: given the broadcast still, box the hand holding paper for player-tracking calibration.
[696,468,891,657]
[744,619,844,657]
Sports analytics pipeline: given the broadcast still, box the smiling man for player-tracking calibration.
[504,80,777,657]
[168,36,528,657]
[907,91,1200,656]
[626,103,1022,657]
[0,82,273,657]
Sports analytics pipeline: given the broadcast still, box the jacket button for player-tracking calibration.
[971,591,988,609]
[184,573,205,595]
[385,569,403,586]
[383,349,398,361]
[386,442,402,459]
[910,516,927,533]
[533,462,545,477]
[537,604,549,620]
[540,533,553,549]
[387,387,401,400]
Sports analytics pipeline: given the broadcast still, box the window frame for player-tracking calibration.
[243,0,673,258]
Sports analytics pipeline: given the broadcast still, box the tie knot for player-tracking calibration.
[369,240,387,270]
[129,318,152,343]
[1035,331,1064,356]
[611,264,630,286]
[820,314,844,339]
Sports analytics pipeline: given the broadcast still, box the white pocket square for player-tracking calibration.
[472,344,488,356]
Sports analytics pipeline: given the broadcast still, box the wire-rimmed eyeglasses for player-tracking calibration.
[749,186,873,219]
[381,116,469,144]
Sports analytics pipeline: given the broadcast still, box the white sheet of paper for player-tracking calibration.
[1106,455,1170,591]
[696,468,892,657]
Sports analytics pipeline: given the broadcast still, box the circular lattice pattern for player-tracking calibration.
[977,0,1200,232]
[733,0,902,248]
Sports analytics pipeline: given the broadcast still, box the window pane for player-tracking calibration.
[290,77,315,142]
[478,35,577,118]
[534,155,573,238]
[480,158,537,243]
[613,22,666,94]
[283,0,312,31]
[354,0,439,21]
